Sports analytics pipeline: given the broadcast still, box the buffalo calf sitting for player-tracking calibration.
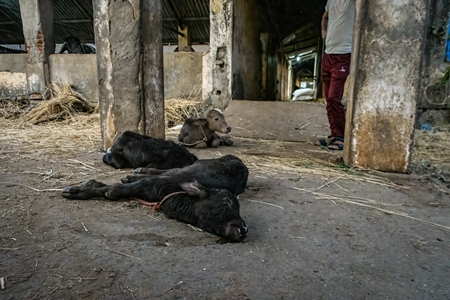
[62,177,248,242]
[103,131,198,169]
[130,154,248,196]
[178,109,234,149]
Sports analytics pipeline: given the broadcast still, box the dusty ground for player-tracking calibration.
[1,105,450,300]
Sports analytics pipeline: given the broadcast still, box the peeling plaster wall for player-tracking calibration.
[19,0,54,98]
[204,0,234,110]
[0,54,28,99]
[164,52,203,100]
[344,0,428,173]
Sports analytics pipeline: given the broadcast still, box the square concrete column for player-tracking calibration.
[232,0,261,100]
[203,0,234,109]
[19,0,54,100]
[343,0,428,173]
[93,0,164,149]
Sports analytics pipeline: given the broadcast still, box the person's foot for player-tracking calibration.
[327,137,344,151]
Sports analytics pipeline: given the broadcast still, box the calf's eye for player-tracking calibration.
[215,118,219,121]
[223,197,232,206]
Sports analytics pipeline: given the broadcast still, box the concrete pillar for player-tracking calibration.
[142,0,165,138]
[178,25,193,52]
[314,38,324,99]
[203,0,233,109]
[276,50,285,100]
[287,60,294,101]
[278,53,288,101]
[261,33,269,99]
[343,0,428,173]
[19,0,54,100]
[93,0,164,150]
[232,0,261,100]
[266,38,278,100]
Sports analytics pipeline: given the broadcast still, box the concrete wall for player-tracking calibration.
[164,51,203,100]
[0,54,27,99]
[49,54,98,102]
[0,52,203,102]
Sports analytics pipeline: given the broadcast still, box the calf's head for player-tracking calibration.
[205,109,232,134]
[180,182,248,242]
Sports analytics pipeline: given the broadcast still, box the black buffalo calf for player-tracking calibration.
[62,176,248,242]
[103,131,198,169]
[129,154,248,195]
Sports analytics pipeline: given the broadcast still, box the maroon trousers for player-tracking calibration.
[322,53,351,139]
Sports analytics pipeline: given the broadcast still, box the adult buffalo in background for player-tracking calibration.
[129,154,249,196]
[178,109,234,149]
[62,177,248,242]
[59,36,96,54]
[103,131,198,170]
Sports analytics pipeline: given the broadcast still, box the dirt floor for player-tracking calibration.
[1,102,450,300]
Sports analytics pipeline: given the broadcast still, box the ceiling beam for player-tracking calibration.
[162,17,209,22]
[284,38,318,53]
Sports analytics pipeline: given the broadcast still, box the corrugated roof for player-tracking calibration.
[0,0,325,49]
[0,0,210,44]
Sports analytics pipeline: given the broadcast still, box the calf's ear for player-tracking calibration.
[193,119,208,126]
[180,181,207,198]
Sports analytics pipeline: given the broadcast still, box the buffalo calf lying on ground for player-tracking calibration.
[103,131,198,169]
[130,154,248,196]
[178,109,234,149]
[62,177,248,242]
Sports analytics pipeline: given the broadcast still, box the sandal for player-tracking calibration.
[327,137,344,151]
[315,136,333,147]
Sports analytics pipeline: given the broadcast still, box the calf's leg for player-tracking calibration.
[192,141,208,149]
[62,180,148,201]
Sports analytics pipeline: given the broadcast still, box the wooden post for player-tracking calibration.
[178,25,193,52]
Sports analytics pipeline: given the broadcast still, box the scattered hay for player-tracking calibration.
[23,83,98,124]
[225,138,402,188]
[165,98,203,128]
[0,113,101,164]
[0,99,30,119]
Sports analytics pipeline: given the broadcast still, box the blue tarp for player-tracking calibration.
[446,19,450,62]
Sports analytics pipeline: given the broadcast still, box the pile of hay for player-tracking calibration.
[411,127,450,188]
[165,98,203,128]
[23,83,97,124]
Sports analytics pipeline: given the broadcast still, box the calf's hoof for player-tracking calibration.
[222,139,234,146]
[134,167,144,174]
[62,186,84,199]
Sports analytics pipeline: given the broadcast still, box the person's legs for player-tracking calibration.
[326,54,351,140]
[321,54,333,138]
